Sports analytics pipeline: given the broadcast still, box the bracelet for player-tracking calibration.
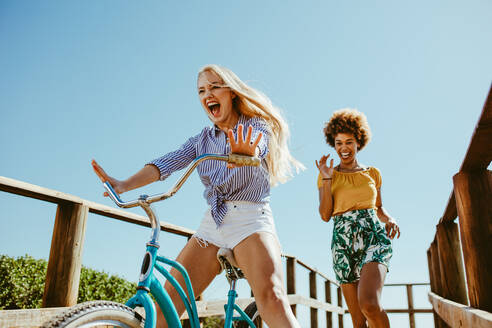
[322,177,332,180]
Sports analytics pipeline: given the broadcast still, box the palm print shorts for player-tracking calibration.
[331,208,392,284]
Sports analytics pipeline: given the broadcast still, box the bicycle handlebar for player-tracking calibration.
[102,153,261,209]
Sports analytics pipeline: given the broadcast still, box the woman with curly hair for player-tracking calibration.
[315,108,400,328]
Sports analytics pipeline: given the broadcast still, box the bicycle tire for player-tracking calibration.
[235,301,262,328]
[41,300,144,328]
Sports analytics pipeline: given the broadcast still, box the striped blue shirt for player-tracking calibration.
[148,115,271,227]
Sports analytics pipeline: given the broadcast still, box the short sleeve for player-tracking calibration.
[247,117,270,159]
[369,167,382,189]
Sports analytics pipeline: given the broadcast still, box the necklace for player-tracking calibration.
[338,164,363,172]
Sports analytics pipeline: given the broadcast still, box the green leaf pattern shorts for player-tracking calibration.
[331,208,392,284]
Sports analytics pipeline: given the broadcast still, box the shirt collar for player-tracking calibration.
[213,114,247,135]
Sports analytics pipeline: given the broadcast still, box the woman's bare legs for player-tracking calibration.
[358,262,390,328]
[233,232,300,328]
[341,282,367,328]
[156,238,221,328]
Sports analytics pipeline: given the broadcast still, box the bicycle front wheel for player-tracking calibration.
[235,301,262,328]
[42,300,144,328]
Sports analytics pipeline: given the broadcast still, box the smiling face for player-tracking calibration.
[334,133,360,164]
[197,70,238,131]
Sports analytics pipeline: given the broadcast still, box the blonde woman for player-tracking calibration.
[316,109,400,328]
[92,64,303,327]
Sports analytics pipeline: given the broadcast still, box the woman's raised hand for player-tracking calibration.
[315,155,334,179]
[227,124,262,168]
[91,159,126,196]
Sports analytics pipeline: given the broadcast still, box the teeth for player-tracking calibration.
[207,101,219,107]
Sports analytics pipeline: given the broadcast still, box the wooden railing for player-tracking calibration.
[426,84,492,328]
[0,175,344,327]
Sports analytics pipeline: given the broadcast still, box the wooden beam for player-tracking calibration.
[0,307,68,328]
[406,284,416,328]
[180,295,345,319]
[440,191,457,223]
[310,271,318,328]
[428,291,492,328]
[325,281,333,328]
[454,170,492,312]
[42,203,88,307]
[459,84,492,172]
[286,257,297,316]
[0,175,195,238]
[436,222,468,305]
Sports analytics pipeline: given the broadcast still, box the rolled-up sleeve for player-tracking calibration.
[147,134,199,180]
[248,117,270,159]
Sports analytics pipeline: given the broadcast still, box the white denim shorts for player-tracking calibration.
[193,201,279,249]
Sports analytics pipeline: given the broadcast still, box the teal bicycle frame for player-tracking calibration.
[103,153,261,328]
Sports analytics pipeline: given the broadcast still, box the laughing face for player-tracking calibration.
[197,70,238,131]
[334,133,360,165]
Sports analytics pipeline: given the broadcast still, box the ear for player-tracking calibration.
[231,91,237,99]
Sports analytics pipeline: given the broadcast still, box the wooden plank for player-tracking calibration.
[337,287,344,328]
[436,222,468,305]
[429,291,492,328]
[180,295,345,319]
[406,284,416,328]
[460,84,492,172]
[440,191,457,223]
[42,203,88,308]
[325,281,333,328]
[0,307,68,328]
[0,175,195,238]
[86,200,194,237]
[310,271,318,328]
[286,257,297,316]
[0,176,83,205]
[454,170,492,312]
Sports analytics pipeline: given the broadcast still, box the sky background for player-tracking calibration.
[1,1,491,327]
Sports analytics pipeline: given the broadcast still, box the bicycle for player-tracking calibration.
[42,153,263,328]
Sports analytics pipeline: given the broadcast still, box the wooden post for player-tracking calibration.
[286,257,297,316]
[435,221,468,305]
[42,203,88,307]
[309,271,318,328]
[325,281,332,328]
[337,287,344,328]
[454,170,492,312]
[406,284,415,328]
[427,249,441,328]
[429,241,450,328]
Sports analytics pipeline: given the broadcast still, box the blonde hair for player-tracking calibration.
[198,64,305,186]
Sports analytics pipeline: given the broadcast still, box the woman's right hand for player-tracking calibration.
[91,159,127,197]
[315,154,334,179]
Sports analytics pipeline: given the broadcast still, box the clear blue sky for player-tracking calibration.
[1,1,491,327]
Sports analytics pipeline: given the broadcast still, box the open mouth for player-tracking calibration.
[207,101,220,117]
[340,152,351,159]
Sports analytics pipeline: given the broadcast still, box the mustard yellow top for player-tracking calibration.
[317,167,382,216]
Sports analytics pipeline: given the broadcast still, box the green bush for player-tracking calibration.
[0,254,136,310]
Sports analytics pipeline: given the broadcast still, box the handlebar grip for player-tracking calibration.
[228,154,261,167]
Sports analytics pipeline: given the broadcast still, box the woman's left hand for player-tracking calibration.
[385,218,400,239]
[227,124,262,168]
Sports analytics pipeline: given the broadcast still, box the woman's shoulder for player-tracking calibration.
[242,115,270,130]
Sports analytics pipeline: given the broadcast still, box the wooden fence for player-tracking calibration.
[0,175,434,327]
[0,175,344,327]
[426,84,492,328]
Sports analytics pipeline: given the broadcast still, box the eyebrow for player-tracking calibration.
[335,138,355,142]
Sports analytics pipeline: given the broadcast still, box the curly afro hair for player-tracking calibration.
[323,108,372,151]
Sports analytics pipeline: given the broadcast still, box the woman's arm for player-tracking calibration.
[316,155,334,222]
[92,160,160,196]
[375,188,400,239]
